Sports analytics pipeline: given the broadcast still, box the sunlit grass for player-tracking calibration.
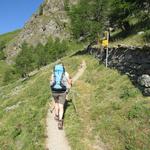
[65,55,150,150]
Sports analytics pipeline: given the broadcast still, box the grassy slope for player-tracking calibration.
[0,55,81,149]
[65,55,150,150]
[0,66,50,149]
[110,32,147,47]
[109,16,150,47]
[0,32,149,149]
[0,61,10,85]
[0,30,21,45]
[0,30,21,85]
[109,29,150,47]
[0,52,149,150]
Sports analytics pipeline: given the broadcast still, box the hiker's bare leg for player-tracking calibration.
[55,102,59,116]
[58,103,64,120]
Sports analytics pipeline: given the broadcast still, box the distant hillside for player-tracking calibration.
[0,30,21,46]
[5,0,78,63]
[4,0,150,63]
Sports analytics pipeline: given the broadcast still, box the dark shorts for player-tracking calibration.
[52,92,66,105]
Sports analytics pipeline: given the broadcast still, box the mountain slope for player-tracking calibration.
[5,0,78,62]
[0,30,21,45]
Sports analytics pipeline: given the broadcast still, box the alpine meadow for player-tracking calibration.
[0,0,150,150]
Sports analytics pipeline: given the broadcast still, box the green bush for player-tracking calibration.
[35,43,47,69]
[128,105,142,120]
[0,41,6,50]
[69,0,109,40]
[64,0,70,11]
[127,103,149,120]
[15,37,69,77]
[0,41,6,60]
[143,30,150,42]
[0,50,5,60]
[3,67,18,83]
[15,43,35,77]
[120,86,138,101]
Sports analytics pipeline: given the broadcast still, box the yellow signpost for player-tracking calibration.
[102,31,109,67]
[91,31,109,67]
[102,39,108,47]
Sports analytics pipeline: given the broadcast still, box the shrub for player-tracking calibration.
[35,43,47,69]
[64,0,70,11]
[3,68,18,83]
[15,38,69,77]
[0,41,6,60]
[0,41,6,50]
[120,86,138,101]
[143,30,150,42]
[15,43,35,77]
[128,105,143,120]
[69,0,108,40]
[0,50,5,60]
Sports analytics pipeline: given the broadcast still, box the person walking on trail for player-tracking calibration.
[50,63,71,130]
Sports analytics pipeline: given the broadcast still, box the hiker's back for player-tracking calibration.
[51,64,67,92]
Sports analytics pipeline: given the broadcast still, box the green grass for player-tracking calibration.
[64,55,150,150]
[0,29,21,45]
[0,49,149,149]
[0,54,81,149]
[109,17,150,47]
[0,61,11,85]
[110,28,150,47]
[110,33,148,47]
[0,60,20,86]
[0,65,51,149]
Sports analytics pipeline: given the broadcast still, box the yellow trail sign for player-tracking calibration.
[102,39,108,47]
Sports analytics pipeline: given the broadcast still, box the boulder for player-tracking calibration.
[144,88,150,96]
[138,74,150,88]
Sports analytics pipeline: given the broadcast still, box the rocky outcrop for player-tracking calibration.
[5,0,78,63]
[87,45,150,96]
[138,74,150,96]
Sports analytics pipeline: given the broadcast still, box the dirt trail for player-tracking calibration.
[46,60,86,150]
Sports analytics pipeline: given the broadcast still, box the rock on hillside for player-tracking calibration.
[5,0,78,63]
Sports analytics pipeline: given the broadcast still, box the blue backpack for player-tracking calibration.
[51,64,67,92]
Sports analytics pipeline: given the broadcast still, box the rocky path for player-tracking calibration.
[46,60,86,150]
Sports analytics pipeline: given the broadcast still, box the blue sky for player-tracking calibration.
[0,0,43,35]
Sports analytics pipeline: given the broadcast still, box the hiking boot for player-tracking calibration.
[58,120,63,130]
[54,115,59,121]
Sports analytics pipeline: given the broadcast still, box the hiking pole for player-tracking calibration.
[50,106,55,113]
[72,92,77,113]
[69,89,78,115]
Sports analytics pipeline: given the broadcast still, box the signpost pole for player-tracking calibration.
[105,31,109,68]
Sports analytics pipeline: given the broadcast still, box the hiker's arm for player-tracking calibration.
[50,74,54,85]
[68,76,72,87]
[67,74,72,88]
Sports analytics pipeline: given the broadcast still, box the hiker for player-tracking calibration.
[50,63,71,129]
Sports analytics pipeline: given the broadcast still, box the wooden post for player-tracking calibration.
[105,31,109,68]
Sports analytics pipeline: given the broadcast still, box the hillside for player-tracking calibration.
[0,30,21,45]
[0,53,150,149]
[0,54,80,149]
[0,0,150,149]
[65,55,150,150]
[4,0,78,62]
[3,0,150,63]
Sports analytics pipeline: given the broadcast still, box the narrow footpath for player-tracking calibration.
[46,60,86,150]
